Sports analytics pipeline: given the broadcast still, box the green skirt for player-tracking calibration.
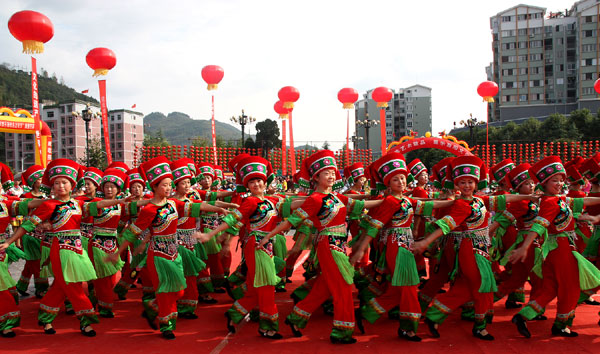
[0,255,16,292]
[58,249,97,284]
[178,245,206,277]
[22,234,41,260]
[152,254,186,294]
[91,246,124,279]
[40,245,53,277]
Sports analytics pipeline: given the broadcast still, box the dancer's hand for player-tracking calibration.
[105,252,120,264]
[410,240,428,255]
[508,246,528,264]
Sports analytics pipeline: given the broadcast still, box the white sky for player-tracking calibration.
[1,0,572,149]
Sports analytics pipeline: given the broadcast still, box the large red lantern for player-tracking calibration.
[274,100,291,119]
[594,79,600,94]
[278,86,300,109]
[8,11,54,54]
[86,48,117,77]
[337,88,359,109]
[201,65,224,90]
[371,87,393,107]
[477,81,499,102]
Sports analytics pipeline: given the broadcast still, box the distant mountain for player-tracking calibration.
[295,144,319,151]
[0,63,98,107]
[144,111,250,146]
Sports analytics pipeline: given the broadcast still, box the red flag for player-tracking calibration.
[131,104,136,108]
[81,89,89,94]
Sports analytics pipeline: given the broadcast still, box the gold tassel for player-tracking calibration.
[376,102,388,108]
[343,103,354,109]
[279,114,288,119]
[207,84,218,90]
[22,40,44,54]
[483,97,494,103]
[92,68,109,77]
[283,102,294,109]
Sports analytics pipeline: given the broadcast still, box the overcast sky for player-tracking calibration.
[1,0,572,148]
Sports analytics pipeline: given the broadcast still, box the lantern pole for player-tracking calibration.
[289,111,297,174]
[486,103,489,167]
[30,56,44,167]
[379,107,387,156]
[282,119,287,175]
[346,110,350,167]
[211,94,218,164]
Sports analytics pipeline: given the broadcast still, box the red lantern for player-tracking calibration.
[86,48,117,77]
[274,101,291,119]
[201,65,224,91]
[8,11,54,54]
[594,79,600,94]
[477,81,499,102]
[371,87,393,108]
[278,86,300,109]
[337,88,359,109]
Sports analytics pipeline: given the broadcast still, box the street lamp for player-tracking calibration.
[72,105,99,166]
[356,113,379,150]
[351,134,363,150]
[455,114,484,147]
[230,109,256,148]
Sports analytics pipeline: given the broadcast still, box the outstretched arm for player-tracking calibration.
[410,227,444,255]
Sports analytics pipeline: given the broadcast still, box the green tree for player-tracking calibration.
[514,118,542,142]
[78,136,108,169]
[322,141,330,150]
[405,148,454,170]
[255,119,281,151]
[143,129,170,147]
[540,113,581,142]
[244,137,256,149]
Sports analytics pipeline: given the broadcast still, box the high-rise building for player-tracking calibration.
[354,85,432,158]
[489,1,600,123]
[4,99,143,172]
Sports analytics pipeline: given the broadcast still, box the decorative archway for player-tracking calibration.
[0,107,52,167]
[387,132,474,157]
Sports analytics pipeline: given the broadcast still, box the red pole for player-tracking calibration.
[379,108,387,156]
[282,120,287,175]
[486,103,490,167]
[211,94,218,164]
[288,111,297,174]
[345,110,350,166]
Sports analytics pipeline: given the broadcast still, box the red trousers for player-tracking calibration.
[0,290,19,330]
[432,239,494,322]
[420,237,456,305]
[39,241,95,322]
[206,253,224,283]
[20,259,41,282]
[497,242,536,298]
[146,249,184,321]
[295,237,355,330]
[93,274,117,311]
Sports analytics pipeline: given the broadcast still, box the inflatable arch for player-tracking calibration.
[0,107,52,167]
[387,132,474,157]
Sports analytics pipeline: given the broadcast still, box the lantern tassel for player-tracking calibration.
[482,96,495,103]
[92,68,110,77]
[279,114,288,119]
[207,84,218,90]
[283,102,294,109]
[22,40,44,54]
[342,103,354,109]
[376,102,388,108]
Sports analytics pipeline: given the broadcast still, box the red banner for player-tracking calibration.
[211,95,218,164]
[282,119,287,175]
[98,79,113,165]
[31,57,44,166]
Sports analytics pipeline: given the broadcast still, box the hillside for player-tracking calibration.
[0,63,98,107]
[144,112,249,146]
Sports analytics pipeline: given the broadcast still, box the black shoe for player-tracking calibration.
[17,289,29,297]
[398,328,422,342]
[286,278,292,284]
[117,293,127,300]
[275,287,287,293]
[355,308,365,334]
[99,312,114,318]
[290,292,301,304]
[1,330,16,338]
[198,295,218,304]
[330,336,357,344]
[258,329,283,340]
[65,308,75,315]
[39,322,56,335]
[35,291,45,299]
[472,328,494,341]
[213,287,226,294]
[285,318,302,337]
[80,326,96,337]
[584,299,600,306]
[179,312,198,319]
[533,314,547,321]
[162,330,176,340]
[438,289,446,294]
[511,314,531,338]
[224,281,235,300]
[141,311,158,330]
[505,300,523,309]
[551,325,578,337]
[424,318,440,338]
[225,312,236,333]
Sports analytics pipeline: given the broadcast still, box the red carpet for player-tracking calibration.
[5,245,600,353]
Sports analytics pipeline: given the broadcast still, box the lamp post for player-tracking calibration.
[455,113,484,147]
[230,109,256,149]
[351,134,363,150]
[72,104,99,166]
[356,112,379,151]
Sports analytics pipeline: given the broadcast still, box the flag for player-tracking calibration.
[131,104,136,109]
[81,89,89,94]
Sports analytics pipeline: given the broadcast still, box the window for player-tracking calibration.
[68,117,72,123]
[519,94,527,102]
[582,44,597,52]
[502,15,512,22]
[585,15,596,23]
[582,72,595,80]
[502,68,514,75]
[518,28,527,36]
[519,67,528,75]
[69,138,73,144]
[583,30,596,38]
[529,40,542,48]
[501,30,514,37]
[556,64,564,72]
[61,117,65,124]
[518,41,528,49]
[582,87,595,95]
[117,143,122,149]
[68,127,73,134]
[61,128,65,134]
[529,53,542,61]
[111,116,114,121]
[502,42,516,50]
[68,148,74,155]
[517,81,527,88]
[581,58,597,66]
[117,114,121,120]
[501,81,515,89]
[556,78,564,85]
[529,80,541,87]
[502,95,511,102]
[47,111,54,118]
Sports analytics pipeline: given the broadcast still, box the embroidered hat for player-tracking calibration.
[213,165,224,180]
[197,162,216,181]
[431,157,454,190]
[371,152,408,187]
[490,158,515,183]
[448,155,488,190]
[101,168,128,191]
[228,153,251,192]
[140,156,173,187]
[236,156,274,187]
[169,159,194,185]
[0,162,14,191]
[529,156,565,185]
[44,158,81,187]
[22,164,44,188]
[300,150,338,181]
[83,167,103,187]
[107,161,129,173]
[581,154,600,184]
[507,163,532,191]
[407,158,427,183]
[126,167,145,187]
[564,157,585,185]
[343,162,365,185]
